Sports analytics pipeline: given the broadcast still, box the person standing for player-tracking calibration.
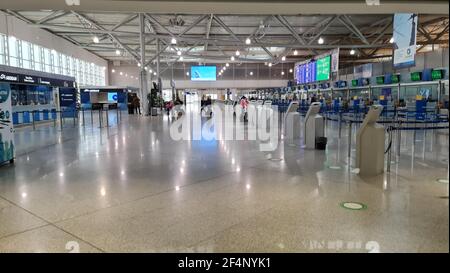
[133,96,141,115]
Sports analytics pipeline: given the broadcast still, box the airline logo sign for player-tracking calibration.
[0,73,18,82]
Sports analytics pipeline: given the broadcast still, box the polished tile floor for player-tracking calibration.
[0,105,448,253]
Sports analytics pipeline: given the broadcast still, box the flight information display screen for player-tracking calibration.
[191,66,217,81]
[295,61,316,85]
[316,55,331,81]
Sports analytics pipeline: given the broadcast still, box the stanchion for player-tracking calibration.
[116,107,120,123]
[347,120,352,159]
[338,112,342,138]
[396,121,402,157]
[90,109,94,125]
[59,110,63,130]
[73,109,76,127]
[99,109,103,128]
[32,111,36,130]
[82,108,85,127]
[53,112,56,127]
[387,126,393,173]
[106,108,109,128]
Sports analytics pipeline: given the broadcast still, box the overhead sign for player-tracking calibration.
[316,55,331,81]
[0,73,18,82]
[393,13,418,69]
[0,70,75,87]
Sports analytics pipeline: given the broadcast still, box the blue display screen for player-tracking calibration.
[295,61,316,85]
[108,92,118,102]
[191,66,216,81]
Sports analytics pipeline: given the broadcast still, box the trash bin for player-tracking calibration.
[315,137,327,150]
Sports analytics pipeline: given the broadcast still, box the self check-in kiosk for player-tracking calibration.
[284,101,300,140]
[304,102,324,149]
[356,105,384,176]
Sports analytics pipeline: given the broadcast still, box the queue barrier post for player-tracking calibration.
[347,120,352,159]
[32,111,36,130]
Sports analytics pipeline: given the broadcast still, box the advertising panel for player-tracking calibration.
[191,66,217,81]
[393,13,418,69]
[0,83,14,164]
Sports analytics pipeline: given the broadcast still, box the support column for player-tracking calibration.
[139,13,149,116]
[157,38,162,110]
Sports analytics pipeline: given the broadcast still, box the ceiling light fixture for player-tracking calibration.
[318,37,324,44]
[226,63,229,67]
[177,50,182,56]
[115,49,121,55]
[171,37,177,44]
[93,36,100,43]
[235,50,240,56]
[282,56,286,61]
[350,49,356,55]
[293,50,298,55]
[231,56,235,61]
[245,37,251,45]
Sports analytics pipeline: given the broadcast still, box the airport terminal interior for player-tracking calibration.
[0,0,448,253]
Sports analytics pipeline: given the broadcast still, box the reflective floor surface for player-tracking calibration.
[0,106,448,253]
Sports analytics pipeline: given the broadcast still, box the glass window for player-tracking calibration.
[43,47,52,73]
[21,41,32,69]
[54,51,62,75]
[33,44,43,71]
[61,53,68,76]
[0,34,6,65]
[8,36,19,67]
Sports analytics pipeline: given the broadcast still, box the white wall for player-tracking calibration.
[0,11,108,84]
[109,65,289,90]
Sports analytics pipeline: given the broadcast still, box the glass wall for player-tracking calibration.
[0,32,106,86]
[11,84,54,106]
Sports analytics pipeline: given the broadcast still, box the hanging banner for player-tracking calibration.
[0,83,15,164]
[393,13,418,69]
[354,63,373,79]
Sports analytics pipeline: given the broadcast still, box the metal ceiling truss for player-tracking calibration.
[1,10,448,65]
